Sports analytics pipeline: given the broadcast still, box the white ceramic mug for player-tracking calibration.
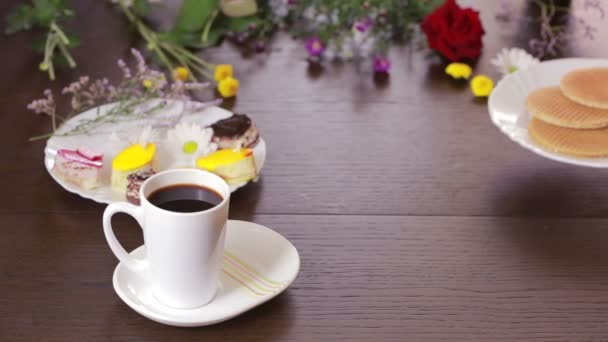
[103,169,230,309]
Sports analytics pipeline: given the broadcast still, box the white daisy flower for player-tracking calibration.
[166,122,217,168]
[110,125,159,148]
[133,126,159,147]
[491,48,540,76]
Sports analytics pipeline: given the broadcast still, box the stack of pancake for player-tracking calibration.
[527,67,608,157]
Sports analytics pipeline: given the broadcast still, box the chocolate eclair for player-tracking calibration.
[126,168,155,205]
[210,113,260,149]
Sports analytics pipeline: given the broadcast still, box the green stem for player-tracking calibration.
[159,42,213,80]
[120,2,174,71]
[172,44,215,69]
[201,9,219,44]
[57,41,76,68]
[29,132,55,141]
[158,42,198,80]
[184,60,213,80]
[158,41,189,69]
[50,22,70,45]
[50,21,76,69]
[47,36,57,81]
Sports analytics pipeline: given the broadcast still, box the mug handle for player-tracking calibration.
[103,202,148,275]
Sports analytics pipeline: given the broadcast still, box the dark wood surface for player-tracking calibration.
[2,1,608,341]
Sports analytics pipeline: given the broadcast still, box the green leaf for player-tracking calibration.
[201,28,224,47]
[223,15,259,32]
[220,0,258,18]
[132,0,151,17]
[5,4,34,34]
[161,31,206,49]
[32,0,61,27]
[172,0,219,33]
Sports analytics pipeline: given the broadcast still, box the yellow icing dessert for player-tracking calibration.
[196,148,256,184]
[111,143,156,193]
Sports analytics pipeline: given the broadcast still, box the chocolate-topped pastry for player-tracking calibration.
[210,113,260,149]
[126,168,155,205]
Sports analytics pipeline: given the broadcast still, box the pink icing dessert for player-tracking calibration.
[52,148,103,189]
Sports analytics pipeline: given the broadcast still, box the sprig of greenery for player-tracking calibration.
[27,48,218,141]
[288,0,441,55]
[5,0,78,80]
[112,0,218,81]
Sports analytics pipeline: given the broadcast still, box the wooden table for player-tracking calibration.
[3,1,608,340]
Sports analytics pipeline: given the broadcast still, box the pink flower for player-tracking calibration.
[354,17,373,33]
[305,37,325,56]
[373,56,391,73]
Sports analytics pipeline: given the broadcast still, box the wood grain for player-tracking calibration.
[3,0,608,340]
[3,212,608,341]
[1,1,608,217]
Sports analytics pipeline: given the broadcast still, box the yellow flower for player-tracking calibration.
[217,76,240,98]
[445,62,472,80]
[142,79,153,89]
[470,75,494,97]
[172,66,190,81]
[214,64,234,82]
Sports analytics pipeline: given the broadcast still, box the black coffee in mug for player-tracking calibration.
[148,184,223,213]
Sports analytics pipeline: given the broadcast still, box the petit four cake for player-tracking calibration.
[53,148,103,189]
[111,143,156,193]
[126,168,155,205]
[210,113,260,149]
[196,148,256,184]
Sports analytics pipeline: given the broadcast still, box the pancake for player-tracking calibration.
[526,86,608,128]
[560,67,608,109]
[529,117,608,157]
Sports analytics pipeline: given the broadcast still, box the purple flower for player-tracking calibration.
[373,56,391,73]
[287,0,297,4]
[354,17,373,32]
[305,37,325,56]
[254,40,266,52]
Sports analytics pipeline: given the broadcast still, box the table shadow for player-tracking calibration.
[490,171,608,217]
[494,218,608,277]
[102,291,295,341]
[228,177,263,222]
[491,172,608,274]
[306,62,324,80]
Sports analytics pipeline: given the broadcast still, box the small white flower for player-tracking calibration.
[339,37,355,60]
[166,122,217,168]
[269,0,289,17]
[491,48,540,76]
[303,6,316,20]
[324,40,338,60]
[356,35,376,59]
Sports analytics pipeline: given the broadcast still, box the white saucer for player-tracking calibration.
[112,220,300,327]
[489,58,608,168]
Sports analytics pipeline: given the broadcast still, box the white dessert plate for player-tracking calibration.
[488,58,608,168]
[113,220,300,327]
[44,101,266,203]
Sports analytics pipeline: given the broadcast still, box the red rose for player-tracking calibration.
[420,0,485,62]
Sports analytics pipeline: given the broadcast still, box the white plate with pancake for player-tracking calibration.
[488,58,608,168]
[44,100,266,204]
